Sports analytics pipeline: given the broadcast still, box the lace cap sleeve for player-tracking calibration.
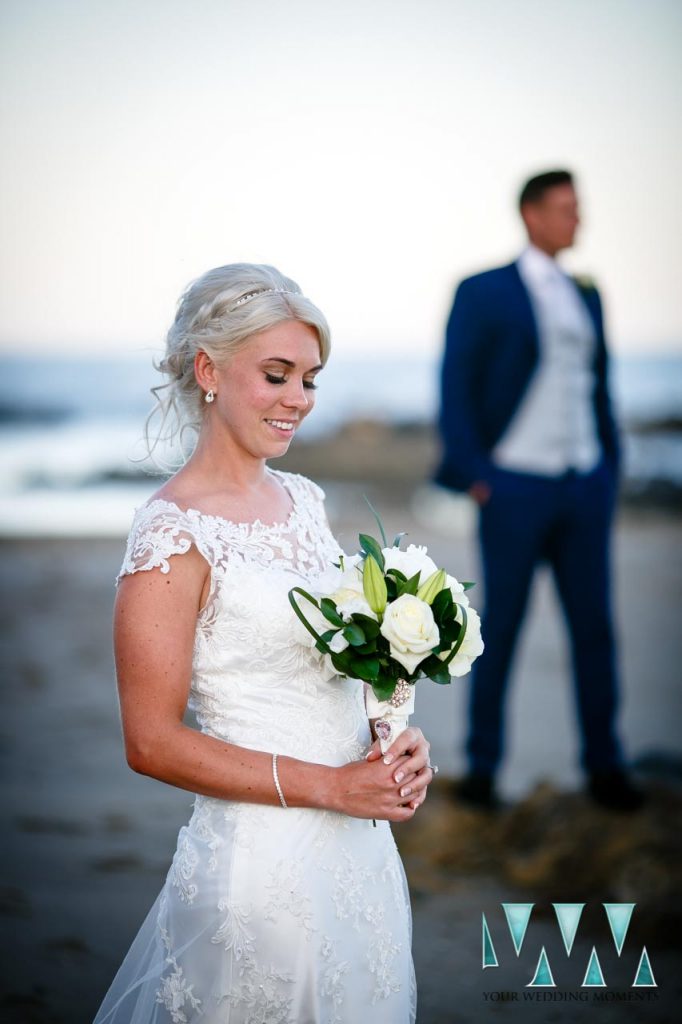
[304,477,326,502]
[117,501,211,585]
[272,468,325,504]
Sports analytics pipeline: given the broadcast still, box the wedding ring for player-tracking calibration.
[428,762,439,775]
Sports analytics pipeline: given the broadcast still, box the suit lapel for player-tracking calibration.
[573,280,601,336]
[508,261,540,361]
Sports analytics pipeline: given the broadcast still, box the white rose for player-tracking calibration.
[379,594,440,675]
[446,573,470,607]
[381,544,439,584]
[439,604,484,677]
[332,591,377,622]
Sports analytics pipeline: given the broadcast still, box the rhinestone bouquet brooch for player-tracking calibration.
[289,506,484,752]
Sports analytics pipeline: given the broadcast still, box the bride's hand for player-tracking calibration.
[331,759,416,822]
[366,726,433,812]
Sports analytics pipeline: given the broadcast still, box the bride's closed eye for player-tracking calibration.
[264,372,318,390]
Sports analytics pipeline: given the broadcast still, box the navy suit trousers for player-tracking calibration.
[468,458,624,777]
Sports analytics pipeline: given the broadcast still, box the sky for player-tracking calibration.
[1,0,681,358]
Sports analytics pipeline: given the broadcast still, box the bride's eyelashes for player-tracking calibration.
[264,372,318,390]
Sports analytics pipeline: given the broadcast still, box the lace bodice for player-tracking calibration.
[118,469,370,766]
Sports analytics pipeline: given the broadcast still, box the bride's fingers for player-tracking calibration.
[366,729,433,803]
[395,766,432,800]
[385,728,430,767]
[392,746,430,783]
[369,724,420,754]
[400,784,428,810]
[384,726,425,760]
[409,788,428,810]
[408,777,431,807]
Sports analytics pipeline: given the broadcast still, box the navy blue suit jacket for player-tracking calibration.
[434,262,620,492]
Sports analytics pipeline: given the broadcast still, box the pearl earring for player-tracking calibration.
[205,389,215,404]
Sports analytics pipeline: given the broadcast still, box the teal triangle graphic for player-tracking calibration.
[603,903,635,956]
[482,913,498,969]
[633,947,657,987]
[527,946,555,987]
[553,903,585,956]
[502,903,534,956]
[582,947,607,987]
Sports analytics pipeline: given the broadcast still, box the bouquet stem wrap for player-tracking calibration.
[365,682,416,754]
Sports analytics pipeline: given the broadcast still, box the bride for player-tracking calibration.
[93,264,433,1023]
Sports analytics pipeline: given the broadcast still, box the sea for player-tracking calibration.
[1,352,680,536]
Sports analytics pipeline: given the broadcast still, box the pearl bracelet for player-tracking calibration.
[272,753,288,809]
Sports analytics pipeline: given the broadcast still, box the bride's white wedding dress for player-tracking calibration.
[93,469,416,1024]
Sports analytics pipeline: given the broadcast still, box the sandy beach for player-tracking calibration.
[1,478,681,1023]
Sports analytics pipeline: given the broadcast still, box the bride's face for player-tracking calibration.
[208,320,323,458]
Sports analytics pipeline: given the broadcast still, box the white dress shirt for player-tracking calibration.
[491,245,601,476]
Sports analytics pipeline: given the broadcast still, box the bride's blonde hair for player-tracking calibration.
[145,263,331,460]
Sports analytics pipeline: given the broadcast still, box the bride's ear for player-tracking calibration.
[194,350,218,394]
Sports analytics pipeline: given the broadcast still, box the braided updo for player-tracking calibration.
[145,263,331,459]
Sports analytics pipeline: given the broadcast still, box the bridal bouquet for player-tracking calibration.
[289,512,484,752]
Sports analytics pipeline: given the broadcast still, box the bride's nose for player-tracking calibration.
[281,378,311,411]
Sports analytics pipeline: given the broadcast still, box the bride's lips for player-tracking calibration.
[264,418,298,438]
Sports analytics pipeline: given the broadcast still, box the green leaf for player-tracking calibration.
[363,554,388,615]
[432,587,454,622]
[370,678,396,702]
[440,603,469,668]
[386,568,407,582]
[364,658,381,680]
[435,620,462,650]
[461,581,476,591]
[353,639,378,655]
[343,622,366,646]
[348,656,381,681]
[359,534,385,571]
[316,628,345,655]
[330,650,352,675]
[374,644,391,665]
[319,598,344,627]
[288,587,332,653]
[342,655,374,679]
[351,614,380,639]
[399,571,421,597]
[425,664,452,685]
[363,495,388,548]
[406,652,453,684]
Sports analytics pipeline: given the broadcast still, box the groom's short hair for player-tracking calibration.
[519,170,574,209]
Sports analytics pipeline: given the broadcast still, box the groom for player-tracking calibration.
[435,169,642,811]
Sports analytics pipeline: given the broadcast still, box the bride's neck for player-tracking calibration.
[182,430,268,494]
